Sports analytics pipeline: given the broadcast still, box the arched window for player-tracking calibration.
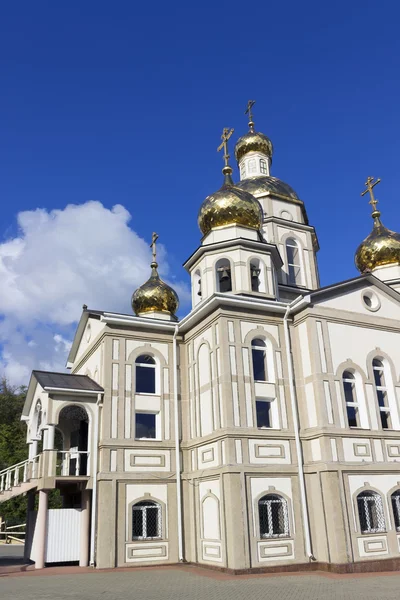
[357,491,386,534]
[135,355,156,394]
[252,339,267,382]
[193,270,202,306]
[216,259,232,293]
[259,494,289,538]
[391,490,400,532]
[260,159,267,174]
[286,238,301,286]
[132,501,162,540]
[373,359,391,429]
[342,371,359,428]
[250,262,261,292]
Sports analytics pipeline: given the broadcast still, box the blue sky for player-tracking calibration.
[0,1,400,383]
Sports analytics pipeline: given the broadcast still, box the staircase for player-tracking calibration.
[0,457,40,503]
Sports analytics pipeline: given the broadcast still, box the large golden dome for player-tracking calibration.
[355,215,400,273]
[235,131,273,163]
[198,169,263,236]
[132,262,179,316]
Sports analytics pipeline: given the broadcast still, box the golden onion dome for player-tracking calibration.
[355,213,400,273]
[235,130,273,163]
[132,262,179,316]
[235,175,300,202]
[198,167,263,236]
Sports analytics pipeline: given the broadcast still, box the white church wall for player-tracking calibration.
[74,317,105,367]
[319,287,400,320]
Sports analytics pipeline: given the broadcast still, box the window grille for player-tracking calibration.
[251,338,267,382]
[135,355,156,394]
[391,491,400,531]
[259,494,289,538]
[260,159,267,174]
[342,371,360,427]
[357,491,386,534]
[372,359,392,429]
[132,501,162,540]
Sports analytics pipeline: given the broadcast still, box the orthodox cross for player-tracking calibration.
[245,99,256,123]
[150,232,159,263]
[217,127,234,168]
[361,176,381,212]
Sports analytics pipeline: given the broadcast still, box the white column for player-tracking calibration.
[29,440,38,460]
[46,425,55,450]
[35,490,48,569]
[79,489,91,567]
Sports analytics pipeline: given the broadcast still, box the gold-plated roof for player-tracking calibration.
[132,233,179,316]
[235,175,300,202]
[235,101,273,162]
[132,263,179,315]
[198,181,263,236]
[355,177,400,273]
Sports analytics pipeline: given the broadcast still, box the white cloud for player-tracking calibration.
[0,201,189,385]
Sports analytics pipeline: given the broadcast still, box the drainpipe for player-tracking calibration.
[89,392,103,566]
[283,299,315,561]
[173,323,184,561]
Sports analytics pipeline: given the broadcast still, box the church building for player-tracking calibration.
[2,102,400,573]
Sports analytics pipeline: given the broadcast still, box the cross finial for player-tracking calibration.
[361,176,381,215]
[245,100,256,130]
[217,127,234,170]
[150,232,159,265]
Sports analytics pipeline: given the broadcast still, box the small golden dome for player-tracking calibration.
[355,215,400,273]
[234,130,273,163]
[132,262,179,316]
[198,169,263,236]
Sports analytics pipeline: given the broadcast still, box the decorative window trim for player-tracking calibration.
[357,491,386,534]
[373,358,392,430]
[131,500,162,540]
[362,290,381,312]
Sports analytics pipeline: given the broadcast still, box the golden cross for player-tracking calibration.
[361,176,381,212]
[150,232,159,263]
[217,127,234,168]
[245,99,256,123]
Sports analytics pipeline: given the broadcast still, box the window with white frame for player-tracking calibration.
[135,412,157,439]
[252,338,267,382]
[259,494,289,538]
[135,355,156,394]
[256,399,273,428]
[357,491,386,534]
[372,358,392,429]
[342,371,360,428]
[132,501,162,540]
[240,162,246,179]
[391,490,400,532]
[260,159,267,174]
[285,238,301,286]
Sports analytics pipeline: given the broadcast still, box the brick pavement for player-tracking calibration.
[1,566,400,600]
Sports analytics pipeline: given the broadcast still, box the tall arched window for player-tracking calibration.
[250,262,261,292]
[286,238,301,286]
[342,371,359,428]
[193,270,202,306]
[135,355,156,394]
[252,339,267,382]
[373,359,391,429]
[216,259,232,293]
[260,159,267,174]
[391,490,400,532]
[357,491,386,534]
[259,494,289,538]
[132,501,162,540]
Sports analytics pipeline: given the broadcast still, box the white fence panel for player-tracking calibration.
[45,509,81,563]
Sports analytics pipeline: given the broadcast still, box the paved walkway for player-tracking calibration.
[1,565,400,600]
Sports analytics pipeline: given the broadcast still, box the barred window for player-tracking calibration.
[373,359,392,429]
[258,494,289,538]
[391,490,400,531]
[132,501,162,540]
[357,491,386,534]
[135,355,156,394]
